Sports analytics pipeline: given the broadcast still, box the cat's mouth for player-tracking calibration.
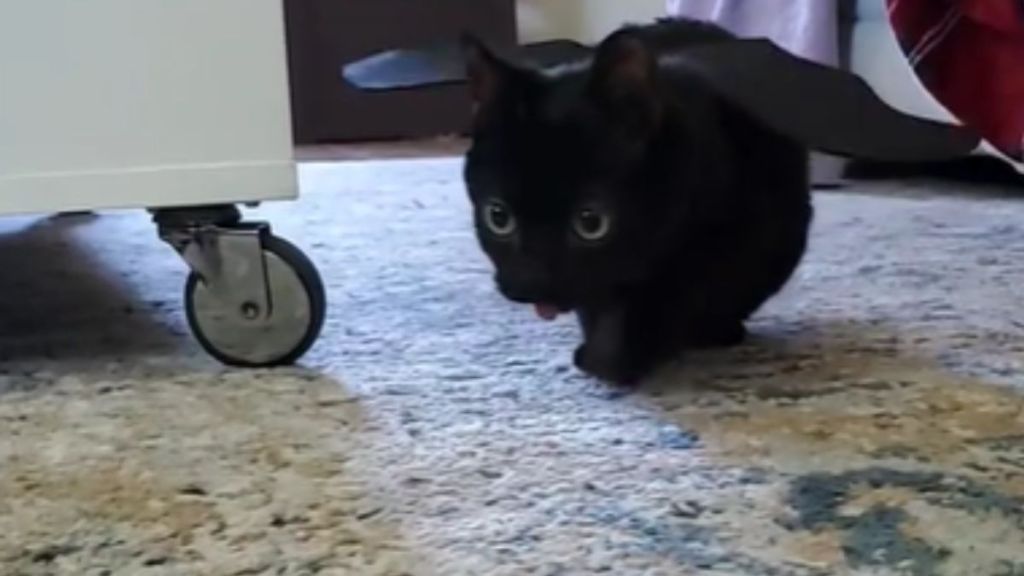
[534,303,570,321]
[493,279,573,320]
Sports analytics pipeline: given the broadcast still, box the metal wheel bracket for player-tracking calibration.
[160,222,274,323]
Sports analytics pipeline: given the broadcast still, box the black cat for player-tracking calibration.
[462,19,813,384]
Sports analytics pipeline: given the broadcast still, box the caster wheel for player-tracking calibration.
[184,235,326,367]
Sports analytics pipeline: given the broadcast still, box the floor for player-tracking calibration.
[1,154,1024,575]
[294,138,468,163]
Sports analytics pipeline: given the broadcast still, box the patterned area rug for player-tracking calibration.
[1,158,1023,575]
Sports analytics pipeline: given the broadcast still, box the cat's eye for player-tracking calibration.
[483,199,517,237]
[572,206,612,242]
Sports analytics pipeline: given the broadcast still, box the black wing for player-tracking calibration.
[668,39,980,162]
[341,39,592,92]
[341,37,980,162]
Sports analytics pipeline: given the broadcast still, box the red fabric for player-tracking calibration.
[887,0,1024,160]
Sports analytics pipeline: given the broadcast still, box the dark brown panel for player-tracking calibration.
[283,0,517,144]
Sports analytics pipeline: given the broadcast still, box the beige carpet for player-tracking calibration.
[1,158,1023,575]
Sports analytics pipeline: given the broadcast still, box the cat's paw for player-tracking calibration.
[684,321,747,349]
[573,344,645,385]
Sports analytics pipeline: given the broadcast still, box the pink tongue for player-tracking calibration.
[534,304,561,321]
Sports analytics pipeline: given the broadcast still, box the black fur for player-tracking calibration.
[462,19,813,384]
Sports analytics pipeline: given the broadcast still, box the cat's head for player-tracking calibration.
[461,29,702,316]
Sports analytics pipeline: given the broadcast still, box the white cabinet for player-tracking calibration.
[0,1,326,367]
[0,0,298,215]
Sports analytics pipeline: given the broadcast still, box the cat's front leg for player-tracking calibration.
[573,305,652,385]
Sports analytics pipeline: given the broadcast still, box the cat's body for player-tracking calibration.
[462,19,813,383]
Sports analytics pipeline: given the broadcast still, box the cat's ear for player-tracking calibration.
[461,33,514,115]
[588,29,657,99]
[586,28,661,136]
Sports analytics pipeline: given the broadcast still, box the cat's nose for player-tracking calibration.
[496,267,553,304]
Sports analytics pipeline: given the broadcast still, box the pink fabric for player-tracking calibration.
[665,0,840,66]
